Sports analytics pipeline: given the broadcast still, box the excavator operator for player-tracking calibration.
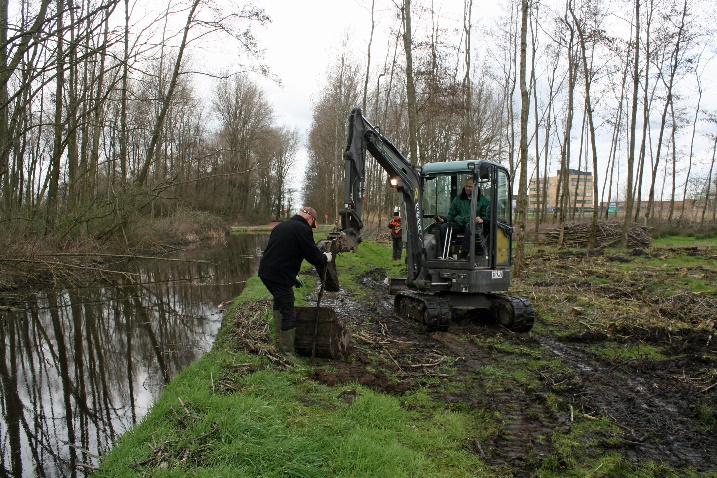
[435,177,490,260]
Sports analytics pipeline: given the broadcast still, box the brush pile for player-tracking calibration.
[542,220,651,248]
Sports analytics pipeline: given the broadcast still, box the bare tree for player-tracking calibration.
[514,0,530,276]
[305,53,362,218]
[644,0,689,224]
[621,0,641,248]
[136,0,200,187]
[400,0,420,164]
[569,0,603,248]
[702,121,716,223]
[213,74,274,216]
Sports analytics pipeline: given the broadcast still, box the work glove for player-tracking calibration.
[324,251,333,262]
[293,276,304,288]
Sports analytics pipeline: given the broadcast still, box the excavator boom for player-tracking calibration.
[341,108,423,283]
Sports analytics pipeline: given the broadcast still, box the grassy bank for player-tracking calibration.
[0,209,229,292]
[95,237,717,477]
[95,241,488,477]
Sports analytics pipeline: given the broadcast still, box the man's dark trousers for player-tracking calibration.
[260,278,295,330]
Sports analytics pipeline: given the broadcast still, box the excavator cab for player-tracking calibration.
[391,160,514,297]
[421,161,512,268]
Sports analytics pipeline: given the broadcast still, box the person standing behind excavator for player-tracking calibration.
[436,178,490,260]
[388,210,403,260]
[258,206,331,355]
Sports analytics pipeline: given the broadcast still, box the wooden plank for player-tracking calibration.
[294,306,351,359]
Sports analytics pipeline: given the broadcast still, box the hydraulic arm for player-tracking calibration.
[341,108,424,284]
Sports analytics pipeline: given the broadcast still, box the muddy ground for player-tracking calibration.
[301,247,717,476]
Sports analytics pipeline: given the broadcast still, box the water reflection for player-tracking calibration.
[0,233,267,477]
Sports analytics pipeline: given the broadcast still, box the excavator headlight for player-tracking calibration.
[389,177,400,188]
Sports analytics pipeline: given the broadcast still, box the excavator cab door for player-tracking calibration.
[471,162,513,268]
[491,166,513,267]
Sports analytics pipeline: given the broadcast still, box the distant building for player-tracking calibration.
[528,169,594,212]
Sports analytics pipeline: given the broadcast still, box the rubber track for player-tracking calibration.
[395,291,451,332]
[395,292,536,333]
[490,294,537,332]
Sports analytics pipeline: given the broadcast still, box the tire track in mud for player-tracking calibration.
[541,337,717,472]
[313,271,561,476]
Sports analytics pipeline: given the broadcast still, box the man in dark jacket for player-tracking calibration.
[258,206,331,355]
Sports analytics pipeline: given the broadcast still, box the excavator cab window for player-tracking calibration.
[421,175,450,229]
[422,174,477,225]
[422,172,482,260]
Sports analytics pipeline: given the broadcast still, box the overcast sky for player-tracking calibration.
[247,0,495,202]
[251,0,497,132]
[253,0,372,131]
[201,0,717,204]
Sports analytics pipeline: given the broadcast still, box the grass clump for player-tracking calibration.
[96,351,486,477]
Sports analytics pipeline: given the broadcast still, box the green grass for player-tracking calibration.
[96,236,713,477]
[96,347,488,476]
[590,342,666,361]
[651,233,717,248]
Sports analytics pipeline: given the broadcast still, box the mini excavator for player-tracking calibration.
[323,108,536,333]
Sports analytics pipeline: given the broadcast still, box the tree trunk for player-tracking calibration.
[514,0,529,277]
[401,0,420,164]
[362,0,375,113]
[0,0,9,211]
[680,64,701,220]
[46,0,66,233]
[557,8,577,246]
[136,0,201,186]
[120,0,129,183]
[646,0,686,225]
[570,4,600,248]
[701,134,716,224]
[622,0,640,248]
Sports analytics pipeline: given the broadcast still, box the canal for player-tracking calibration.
[0,233,268,477]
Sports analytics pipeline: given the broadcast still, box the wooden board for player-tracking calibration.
[294,306,351,359]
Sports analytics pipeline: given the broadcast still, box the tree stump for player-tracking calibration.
[294,306,351,359]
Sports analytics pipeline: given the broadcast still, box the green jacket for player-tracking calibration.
[446,190,490,227]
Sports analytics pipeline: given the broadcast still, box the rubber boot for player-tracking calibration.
[279,328,296,356]
[273,310,281,346]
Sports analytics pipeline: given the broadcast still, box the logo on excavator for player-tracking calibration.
[413,188,422,241]
[492,271,503,279]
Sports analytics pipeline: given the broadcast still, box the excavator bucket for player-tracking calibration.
[316,229,361,292]
[325,228,361,253]
[316,261,339,292]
